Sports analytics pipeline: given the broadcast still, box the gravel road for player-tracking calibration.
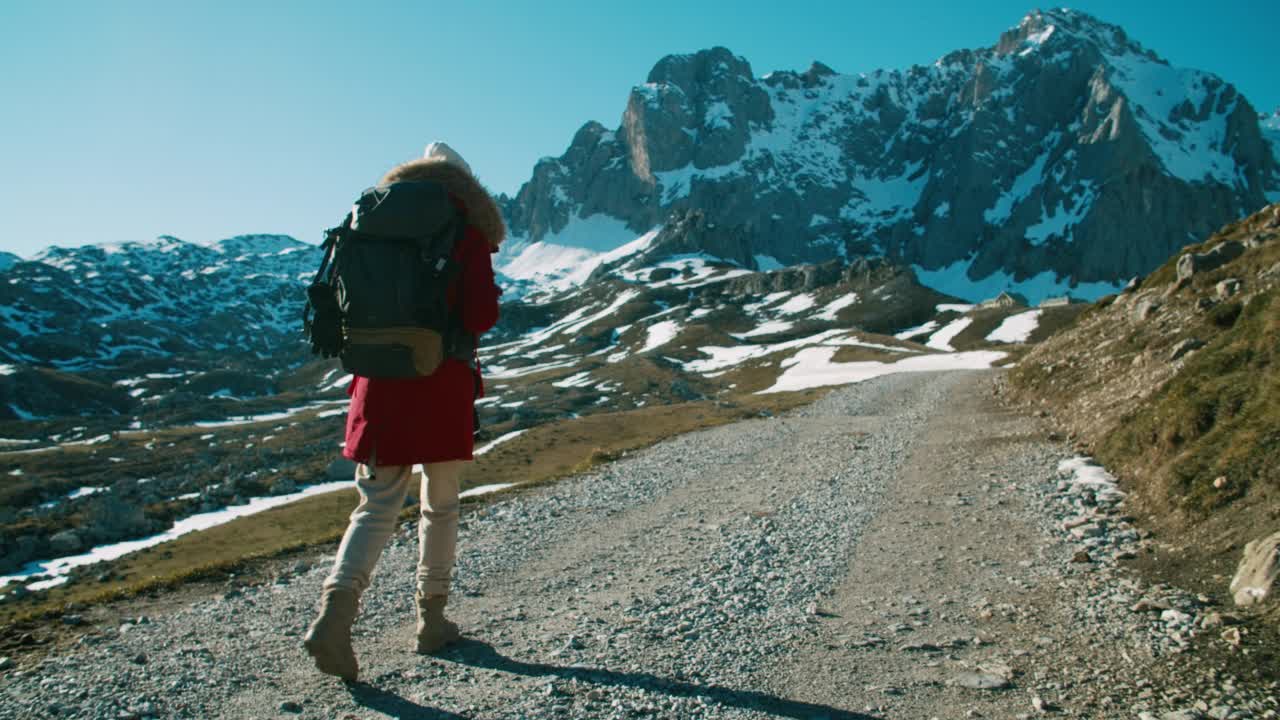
[1,370,1275,719]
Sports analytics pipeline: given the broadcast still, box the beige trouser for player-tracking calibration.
[322,460,463,597]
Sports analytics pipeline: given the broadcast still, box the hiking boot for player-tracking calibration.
[415,592,461,654]
[303,587,359,681]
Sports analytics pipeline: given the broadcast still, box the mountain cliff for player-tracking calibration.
[499,9,1280,303]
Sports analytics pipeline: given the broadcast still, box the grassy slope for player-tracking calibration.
[1008,203,1280,606]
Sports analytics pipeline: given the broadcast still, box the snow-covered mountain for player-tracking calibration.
[2,8,1276,424]
[1262,108,1280,162]
[498,9,1280,303]
[0,235,320,370]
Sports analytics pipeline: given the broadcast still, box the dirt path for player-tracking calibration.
[1,370,1271,720]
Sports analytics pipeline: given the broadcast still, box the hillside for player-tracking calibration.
[1008,202,1280,608]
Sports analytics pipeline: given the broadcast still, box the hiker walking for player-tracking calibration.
[303,142,504,681]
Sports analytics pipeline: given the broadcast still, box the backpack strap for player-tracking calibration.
[302,213,350,330]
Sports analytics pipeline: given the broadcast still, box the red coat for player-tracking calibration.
[342,223,500,465]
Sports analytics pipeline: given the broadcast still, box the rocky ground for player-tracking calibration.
[0,370,1275,719]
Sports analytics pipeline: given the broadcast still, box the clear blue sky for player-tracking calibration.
[1,1,1275,257]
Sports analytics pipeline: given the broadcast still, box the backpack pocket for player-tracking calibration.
[342,327,445,378]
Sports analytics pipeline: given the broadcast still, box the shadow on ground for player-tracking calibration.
[346,681,469,720]
[432,638,880,719]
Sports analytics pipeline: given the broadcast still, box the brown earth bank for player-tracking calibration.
[0,370,1275,719]
[1005,203,1280,632]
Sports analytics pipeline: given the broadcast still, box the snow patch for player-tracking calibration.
[926,318,973,351]
[640,320,681,353]
[986,310,1043,343]
[760,348,1007,394]
[474,430,527,456]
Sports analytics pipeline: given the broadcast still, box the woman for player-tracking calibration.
[304,142,503,681]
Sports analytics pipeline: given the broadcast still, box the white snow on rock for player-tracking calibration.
[986,310,1043,343]
[761,348,1007,394]
[0,479,359,592]
[191,400,345,429]
[815,293,858,320]
[459,482,517,499]
[474,429,527,456]
[1057,456,1127,506]
[684,329,847,374]
[552,371,594,389]
[66,486,107,500]
[776,293,817,315]
[926,317,973,351]
[732,320,794,339]
[640,320,681,353]
[895,321,939,341]
[488,358,580,380]
[498,222,658,293]
[743,291,792,313]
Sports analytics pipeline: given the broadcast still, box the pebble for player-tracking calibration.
[0,374,1276,719]
[953,672,1011,690]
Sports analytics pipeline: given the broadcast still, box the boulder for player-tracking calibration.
[1130,294,1161,323]
[1175,241,1245,282]
[1215,278,1241,300]
[1168,338,1205,362]
[1230,530,1280,607]
[49,530,84,555]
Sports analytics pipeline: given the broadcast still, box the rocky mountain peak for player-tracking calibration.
[644,46,755,91]
[999,8,1156,62]
[500,11,1279,304]
[208,234,306,256]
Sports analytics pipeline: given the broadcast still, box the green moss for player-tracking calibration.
[1208,301,1243,328]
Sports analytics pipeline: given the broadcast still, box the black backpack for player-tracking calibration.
[303,180,475,378]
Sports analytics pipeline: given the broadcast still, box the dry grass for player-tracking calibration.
[0,385,826,630]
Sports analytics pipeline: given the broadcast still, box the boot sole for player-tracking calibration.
[415,631,462,655]
[304,635,359,681]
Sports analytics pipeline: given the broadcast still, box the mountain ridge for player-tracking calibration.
[497,8,1279,304]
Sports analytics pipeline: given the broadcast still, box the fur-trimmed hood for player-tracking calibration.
[379,158,506,250]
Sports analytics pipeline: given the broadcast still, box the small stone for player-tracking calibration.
[952,672,1010,690]
[1220,627,1242,647]
[0,657,12,671]
[1131,599,1169,613]
[1032,695,1057,713]
[1071,550,1093,564]
[899,642,942,652]
[1213,476,1227,489]
[1161,710,1205,720]
[279,700,303,713]
[1169,338,1205,361]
